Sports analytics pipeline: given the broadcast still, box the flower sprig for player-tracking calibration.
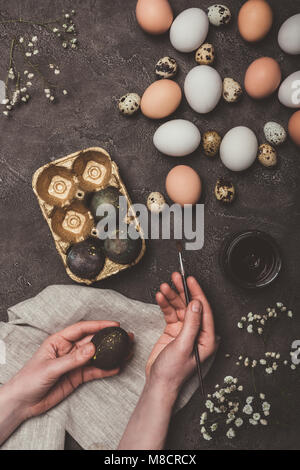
[237,302,293,337]
[1,9,78,116]
[200,376,270,442]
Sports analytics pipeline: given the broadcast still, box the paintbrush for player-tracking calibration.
[176,241,205,396]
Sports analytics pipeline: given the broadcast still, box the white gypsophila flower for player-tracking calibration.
[63,89,68,95]
[49,64,54,69]
[252,360,257,368]
[247,324,253,333]
[264,410,270,416]
[271,352,276,358]
[211,423,218,432]
[265,367,273,374]
[226,428,235,439]
[28,42,33,47]
[244,357,249,366]
[272,362,278,370]
[238,385,243,392]
[249,418,258,425]
[205,400,214,411]
[276,353,280,359]
[287,310,293,318]
[203,432,212,441]
[243,404,253,415]
[2,98,9,105]
[28,73,34,79]
[283,360,288,365]
[259,393,265,400]
[260,419,268,425]
[26,82,32,87]
[54,69,60,75]
[253,413,260,421]
[291,364,296,370]
[200,412,207,424]
[246,396,254,404]
[276,302,283,308]
[200,426,206,434]
[53,27,59,33]
[235,418,243,427]
[25,52,32,57]
[241,316,246,322]
[262,402,270,411]
[33,49,39,55]
[237,322,243,329]
[258,328,263,335]
[32,36,38,42]
[224,376,234,384]
[19,37,24,43]
[3,110,9,116]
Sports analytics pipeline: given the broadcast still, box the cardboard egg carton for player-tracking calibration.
[32,147,145,285]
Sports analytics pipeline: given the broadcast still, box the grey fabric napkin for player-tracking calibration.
[0,285,216,450]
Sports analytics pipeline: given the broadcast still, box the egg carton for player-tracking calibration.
[32,147,146,285]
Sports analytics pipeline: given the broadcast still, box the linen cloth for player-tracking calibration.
[0,285,216,450]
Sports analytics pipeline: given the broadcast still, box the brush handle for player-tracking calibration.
[181,274,205,397]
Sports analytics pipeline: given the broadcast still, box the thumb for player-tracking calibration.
[177,300,202,355]
[47,342,96,378]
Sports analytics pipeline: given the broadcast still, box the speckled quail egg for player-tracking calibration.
[214,178,235,203]
[195,43,215,65]
[202,130,222,157]
[147,192,166,213]
[207,4,232,27]
[263,122,287,146]
[118,93,141,116]
[223,78,243,103]
[155,57,178,79]
[258,144,277,168]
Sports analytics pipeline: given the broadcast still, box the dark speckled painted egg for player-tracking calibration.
[91,326,131,370]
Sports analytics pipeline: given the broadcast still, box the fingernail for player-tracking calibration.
[192,300,201,312]
[82,343,94,356]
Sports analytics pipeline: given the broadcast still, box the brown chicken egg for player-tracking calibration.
[238,0,273,42]
[244,57,281,99]
[141,80,182,119]
[165,165,202,206]
[136,0,173,35]
[288,111,300,146]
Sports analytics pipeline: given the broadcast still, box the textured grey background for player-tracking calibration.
[0,0,299,450]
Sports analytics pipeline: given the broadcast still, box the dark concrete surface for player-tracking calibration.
[0,0,299,450]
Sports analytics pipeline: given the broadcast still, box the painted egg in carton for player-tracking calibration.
[32,147,146,285]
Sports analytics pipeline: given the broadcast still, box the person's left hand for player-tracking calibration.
[7,320,128,419]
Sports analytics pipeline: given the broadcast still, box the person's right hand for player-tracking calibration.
[146,272,217,393]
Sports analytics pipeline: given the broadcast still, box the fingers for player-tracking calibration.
[156,291,178,324]
[47,341,96,378]
[58,320,120,343]
[160,282,186,310]
[171,272,188,305]
[177,300,203,355]
[187,276,215,337]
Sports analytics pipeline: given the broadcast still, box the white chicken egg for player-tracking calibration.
[170,8,209,53]
[220,126,258,171]
[184,65,222,114]
[278,14,300,55]
[278,71,300,108]
[153,119,201,157]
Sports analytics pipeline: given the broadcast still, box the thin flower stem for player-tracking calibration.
[5,38,16,90]
[0,17,61,27]
[16,43,57,89]
[251,367,257,393]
